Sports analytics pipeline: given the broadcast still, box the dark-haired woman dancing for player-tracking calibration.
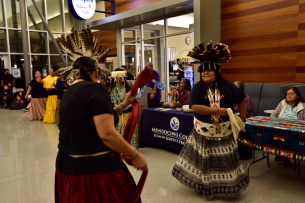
[172,41,249,199]
[55,57,147,203]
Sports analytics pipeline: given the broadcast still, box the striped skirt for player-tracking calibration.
[28,98,47,120]
[172,128,249,199]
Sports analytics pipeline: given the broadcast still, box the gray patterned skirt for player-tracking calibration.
[172,128,249,199]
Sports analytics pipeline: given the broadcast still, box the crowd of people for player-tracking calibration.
[2,34,305,202]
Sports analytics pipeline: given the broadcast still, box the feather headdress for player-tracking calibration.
[187,40,231,72]
[57,26,112,81]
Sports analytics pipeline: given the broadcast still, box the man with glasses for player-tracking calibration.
[146,62,161,108]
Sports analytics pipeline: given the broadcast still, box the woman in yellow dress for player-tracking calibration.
[43,66,59,123]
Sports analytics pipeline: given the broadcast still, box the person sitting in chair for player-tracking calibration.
[271,87,305,168]
[162,78,191,108]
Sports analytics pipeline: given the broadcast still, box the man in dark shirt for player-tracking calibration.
[1,69,15,88]
[121,65,135,80]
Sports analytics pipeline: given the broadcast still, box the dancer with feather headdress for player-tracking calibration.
[172,41,249,199]
[54,26,148,203]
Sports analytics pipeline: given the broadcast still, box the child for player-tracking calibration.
[0,85,13,109]
[17,92,28,109]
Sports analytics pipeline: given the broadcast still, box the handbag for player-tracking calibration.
[227,108,245,146]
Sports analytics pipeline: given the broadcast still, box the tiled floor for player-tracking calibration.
[1,109,305,203]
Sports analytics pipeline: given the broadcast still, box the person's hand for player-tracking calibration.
[162,102,175,108]
[150,93,155,100]
[25,95,28,99]
[124,91,137,106]
[129,151,148,172]
[63,89,66,92]
[3,96,6,99]
[218,108,228,116]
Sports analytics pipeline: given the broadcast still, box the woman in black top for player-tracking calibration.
[25,71,48,121]
[54,75,67,125]
[172,41,249,199]
[55,57,147,203]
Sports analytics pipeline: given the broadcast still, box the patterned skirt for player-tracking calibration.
[29,98,47,120]
[43,95,57,124]
[116,112,139,149]
[172,128,249,199]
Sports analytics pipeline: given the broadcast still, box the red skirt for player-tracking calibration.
[55,168,138,203]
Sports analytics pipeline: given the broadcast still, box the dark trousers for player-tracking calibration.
[148,99,161,108]
[0,97,13,108]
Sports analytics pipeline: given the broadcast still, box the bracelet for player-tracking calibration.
[129,149,138,159]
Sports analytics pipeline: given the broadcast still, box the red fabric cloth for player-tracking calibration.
[122,68,154,203]
[55,168,136,203]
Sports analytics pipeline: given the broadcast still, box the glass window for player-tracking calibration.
[30,32,47,53]
[64,0,80,32]
[0,0,5,27]
[0,29,7,52]
[6,0,22,29]
[27,0,45,30]
[122,26,140,42]
[47,0,63,32]
[50,55,66,68]
[167,13,194,34]
[11,55,25,89]
[49,34,64,54]
[143,20,164,39]
[31,55,48,78]
[122,42,141,77]
[9,30,23,53]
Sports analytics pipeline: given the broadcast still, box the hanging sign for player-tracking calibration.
[12,68,21,79]
[68,0,96,21]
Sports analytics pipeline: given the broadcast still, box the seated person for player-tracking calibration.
[271,87,305,168]
[271,87,305,120]
[18,91,29,109]
[234,81,253,117]
[162,78,191,108]
[0,85,13,109]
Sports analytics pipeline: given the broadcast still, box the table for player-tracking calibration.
[264,110,274,114]
[139,108,194,154]
[239,117,305,175]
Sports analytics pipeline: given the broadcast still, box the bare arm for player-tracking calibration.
[25,85,32,98]
[192,105,227,116]
[238,99,246,122]
[94,114,148,171]
[13,79,15,87]
[1,80,3,87]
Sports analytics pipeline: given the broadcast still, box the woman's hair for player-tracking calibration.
[51,66,59,72]
[199,64,231,105]
[234,81,244,92]
[73,57,96,82]
[287,87,304,103]
[182,78,192,91]
[18,91,25,98]
[108,68,131,92]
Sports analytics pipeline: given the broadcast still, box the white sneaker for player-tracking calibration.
[29,118,33,121]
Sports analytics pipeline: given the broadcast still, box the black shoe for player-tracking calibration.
[283,158,291,168]
[275,156,283,162]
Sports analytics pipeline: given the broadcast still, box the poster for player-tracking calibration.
[12,68,21,79]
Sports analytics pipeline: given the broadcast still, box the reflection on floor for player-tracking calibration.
[1,109,305,203]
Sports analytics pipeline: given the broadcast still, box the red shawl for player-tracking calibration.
[122,67,155,203]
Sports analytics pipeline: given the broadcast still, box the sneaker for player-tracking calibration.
[29,118,33,121]
[22,108,29,112]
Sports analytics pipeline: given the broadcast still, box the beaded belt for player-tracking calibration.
[69,151,111,158]
[194,117,232,138]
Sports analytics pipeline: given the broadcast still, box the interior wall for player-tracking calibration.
[167,29,194,59]
[85,1,105,25]
[221,0,305,83]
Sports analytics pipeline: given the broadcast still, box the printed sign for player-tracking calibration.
[12,68,21,79]
[68,0,96,21]
[170,117,180,131]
